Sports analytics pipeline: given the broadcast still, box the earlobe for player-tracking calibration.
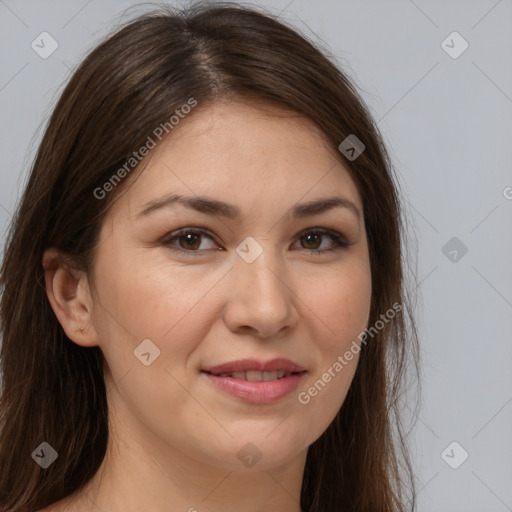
[42,248,98,347]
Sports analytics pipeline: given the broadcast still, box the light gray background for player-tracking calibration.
[1,1,511,511]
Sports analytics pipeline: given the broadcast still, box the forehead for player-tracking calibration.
[112,100,363,219]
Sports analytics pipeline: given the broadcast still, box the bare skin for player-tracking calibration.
[41,100,372,512]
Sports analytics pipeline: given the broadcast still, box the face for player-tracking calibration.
[86,101,372,472]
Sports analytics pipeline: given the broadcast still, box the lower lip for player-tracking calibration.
[202,372,306,404]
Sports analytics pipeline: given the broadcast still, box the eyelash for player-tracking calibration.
[160,227,350,257]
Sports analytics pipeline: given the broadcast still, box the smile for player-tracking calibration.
[208,370,293,381]
[201,358,307,404]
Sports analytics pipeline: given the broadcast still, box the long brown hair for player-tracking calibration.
[0,3,419,510]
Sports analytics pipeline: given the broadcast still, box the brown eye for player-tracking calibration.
[300,232,322,250]
[177,232,202,250]
[162,228,218,254]
[294,229,350,255]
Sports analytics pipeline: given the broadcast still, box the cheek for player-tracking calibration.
[304,259,372,351]
[92,256,208,423]
[90,247,231,386]
[294,258,371,433]
[92,246,218,340]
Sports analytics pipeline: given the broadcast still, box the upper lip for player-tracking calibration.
[202,358,306,375]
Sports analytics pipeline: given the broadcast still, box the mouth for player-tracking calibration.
[202,369,302,381]
[201,358,307,404]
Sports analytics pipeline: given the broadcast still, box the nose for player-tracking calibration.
[222,247,299,339]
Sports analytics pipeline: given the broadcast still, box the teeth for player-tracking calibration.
[215,370,289,381]
[263,370,286,381]
[246,370,263,381]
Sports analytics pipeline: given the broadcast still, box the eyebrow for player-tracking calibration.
[137,193,361,221]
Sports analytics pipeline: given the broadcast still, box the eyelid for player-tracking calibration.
[295,227,350,245]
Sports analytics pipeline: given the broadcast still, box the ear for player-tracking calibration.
[42,248,98,347]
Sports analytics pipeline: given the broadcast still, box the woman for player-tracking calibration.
[0,2,419,511]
